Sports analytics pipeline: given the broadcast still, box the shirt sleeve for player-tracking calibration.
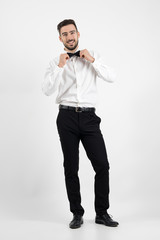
[91,51,117,83]
[42,57,64,96]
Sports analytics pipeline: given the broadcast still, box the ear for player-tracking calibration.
[59,35,62,42]
[77,32,80,39]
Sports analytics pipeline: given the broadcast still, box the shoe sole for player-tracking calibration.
[95,219,119,227]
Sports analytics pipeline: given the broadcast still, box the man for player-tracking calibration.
[42,19,119,229]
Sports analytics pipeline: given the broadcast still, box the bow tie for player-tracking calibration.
[67,50,80,58]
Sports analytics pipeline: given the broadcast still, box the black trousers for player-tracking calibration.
[56,107,110,216]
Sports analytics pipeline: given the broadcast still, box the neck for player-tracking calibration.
[64,45,79,53]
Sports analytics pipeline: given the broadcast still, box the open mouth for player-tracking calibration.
[68,41,74,44]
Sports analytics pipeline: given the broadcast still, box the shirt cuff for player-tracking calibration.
[91,58,100,70]
[54,64,64,73]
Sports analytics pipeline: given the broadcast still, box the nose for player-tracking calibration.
[67,33,75,42]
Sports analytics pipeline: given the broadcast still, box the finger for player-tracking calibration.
[80,53,85,58]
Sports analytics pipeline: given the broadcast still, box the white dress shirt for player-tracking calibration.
[42,46,116,107]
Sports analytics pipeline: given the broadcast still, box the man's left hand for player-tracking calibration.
[80,49,95,63]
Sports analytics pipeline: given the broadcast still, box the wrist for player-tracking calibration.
[58,63,64,68]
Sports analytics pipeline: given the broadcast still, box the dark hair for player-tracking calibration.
[57,19,78,35]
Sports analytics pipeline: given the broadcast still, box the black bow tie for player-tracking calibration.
[67,50,80,58]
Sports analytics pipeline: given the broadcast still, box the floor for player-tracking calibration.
[0,196,160,240]
[1,215,160,240]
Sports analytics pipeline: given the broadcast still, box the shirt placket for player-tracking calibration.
[73,57,81,107]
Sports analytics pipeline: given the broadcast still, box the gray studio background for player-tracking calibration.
[0,0,160,239]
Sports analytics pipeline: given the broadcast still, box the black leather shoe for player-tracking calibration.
[95,213,119,227]
[69,215,83,229]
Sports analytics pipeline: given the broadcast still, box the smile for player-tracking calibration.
[68,41,74,44]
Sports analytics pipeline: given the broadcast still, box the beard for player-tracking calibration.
[64,39,79,51]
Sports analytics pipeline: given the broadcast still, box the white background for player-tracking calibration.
[0,0,160,239]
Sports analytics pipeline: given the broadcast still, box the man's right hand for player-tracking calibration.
[58,53,70,68]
